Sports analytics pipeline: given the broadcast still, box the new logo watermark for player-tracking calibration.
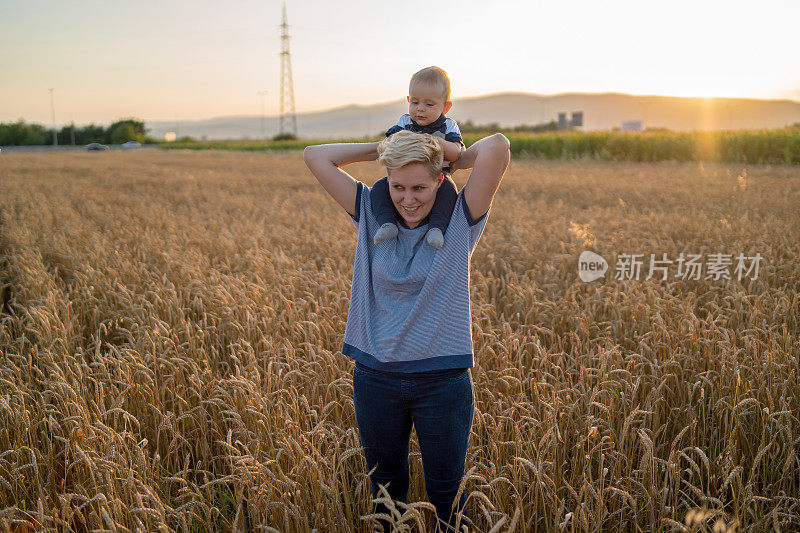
[579,252,763,282]
[578,251,608,282]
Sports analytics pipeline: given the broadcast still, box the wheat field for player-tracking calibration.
[1,150,798,532]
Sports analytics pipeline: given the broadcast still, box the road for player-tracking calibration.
[0,145,155,153]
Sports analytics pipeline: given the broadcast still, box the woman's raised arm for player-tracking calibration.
[451,133,510,221]
[303,142,380,217]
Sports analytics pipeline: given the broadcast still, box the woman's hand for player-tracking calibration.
[449,144,475,172]
[303,142,379,217]
[461,134,511,220]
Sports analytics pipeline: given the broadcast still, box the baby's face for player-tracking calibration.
[407,82,451,127]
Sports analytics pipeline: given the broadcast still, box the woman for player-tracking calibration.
[303,130,510,531]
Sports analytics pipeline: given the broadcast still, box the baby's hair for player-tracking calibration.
[410,66,451,102]
[377,130,443,179]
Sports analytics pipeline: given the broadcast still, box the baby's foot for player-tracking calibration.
[426,228,444,249]
[373,223,398,245]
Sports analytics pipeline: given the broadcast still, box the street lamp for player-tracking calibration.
[49,88,57,146]
[258,90,268,139]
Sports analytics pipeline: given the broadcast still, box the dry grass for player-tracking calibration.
[0,150,798,532]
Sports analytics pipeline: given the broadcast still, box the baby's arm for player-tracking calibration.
[439,117,465,163]
[432,137,464,163]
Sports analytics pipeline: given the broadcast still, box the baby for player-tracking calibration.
[371,66,464,248]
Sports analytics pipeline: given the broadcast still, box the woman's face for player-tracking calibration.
[387,163,443,229]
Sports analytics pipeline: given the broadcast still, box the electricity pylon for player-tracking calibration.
[279,3,297,137]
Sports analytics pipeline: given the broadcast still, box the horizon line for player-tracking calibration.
[146,91,800,125]
[5,90,800,127]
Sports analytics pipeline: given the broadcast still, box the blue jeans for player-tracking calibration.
[352,361,474,532]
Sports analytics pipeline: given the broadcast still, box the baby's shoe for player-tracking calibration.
[373,223,398,245]
[425,228,444,249]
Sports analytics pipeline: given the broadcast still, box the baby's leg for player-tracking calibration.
[425,174,458,248]
[370,177,398,244]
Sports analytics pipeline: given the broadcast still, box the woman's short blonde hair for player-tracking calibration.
[377,130,443,179]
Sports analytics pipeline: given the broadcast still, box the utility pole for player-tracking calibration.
[70,113,76,145]
[49,88,57,146]
[278,3,297,137]
[258,90,268,139]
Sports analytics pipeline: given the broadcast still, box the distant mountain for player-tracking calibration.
[146,92,800,140]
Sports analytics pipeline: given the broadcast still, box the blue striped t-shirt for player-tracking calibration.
[342,181,489,373]
[386,114,464,145]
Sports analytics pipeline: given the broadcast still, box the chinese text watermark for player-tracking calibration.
[578,251,763,282]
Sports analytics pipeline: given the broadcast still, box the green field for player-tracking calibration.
[157,128,800,165]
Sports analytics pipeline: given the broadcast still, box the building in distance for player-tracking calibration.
[621,120,643,132]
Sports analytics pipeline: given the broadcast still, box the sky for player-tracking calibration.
[1,0,799,126]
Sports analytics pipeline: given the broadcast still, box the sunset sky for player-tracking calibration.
[2,0,799,125]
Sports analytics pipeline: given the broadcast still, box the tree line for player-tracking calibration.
[457,119,560,134]
[0,119,153,146]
